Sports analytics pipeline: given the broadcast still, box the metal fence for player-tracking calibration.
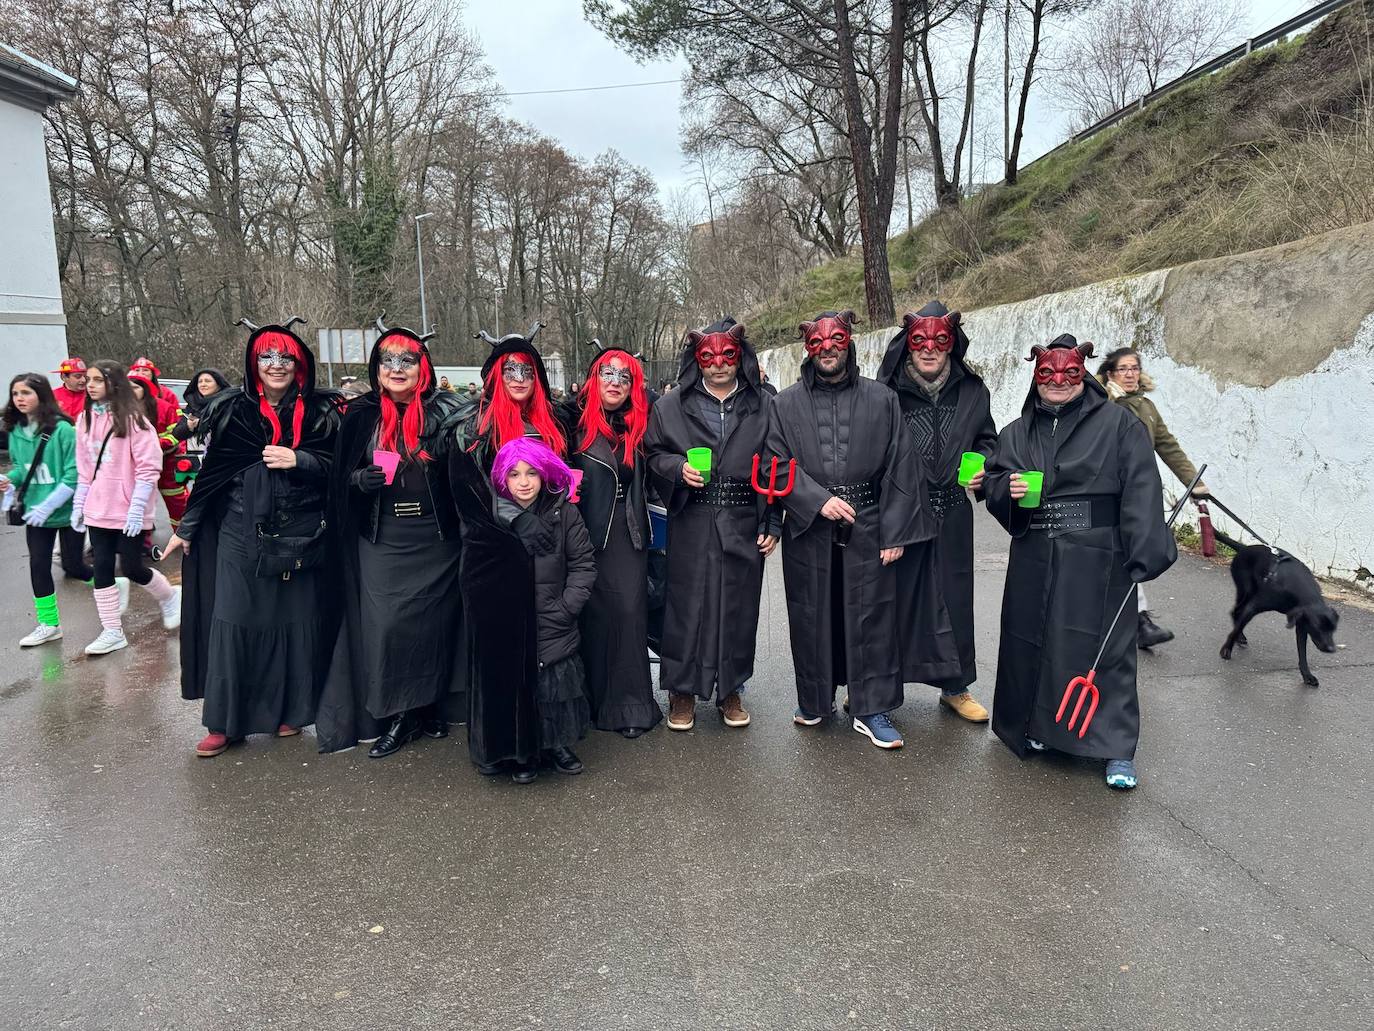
[1023,0,1359,172]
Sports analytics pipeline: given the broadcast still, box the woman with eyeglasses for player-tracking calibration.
[559,346,662,739]
[316,321,470,758]
[1097,347,1209,649]
[162,319,340,757]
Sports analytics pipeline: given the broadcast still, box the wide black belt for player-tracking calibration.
[689,477,755,508]
[928,483,969,521]
[826,480,880,509]
[1028,494,1120,535]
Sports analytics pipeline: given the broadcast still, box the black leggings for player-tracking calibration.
[88,526,152,589]
[26,525,94,597]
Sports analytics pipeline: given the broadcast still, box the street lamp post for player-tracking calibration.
[573,309,586,382]
[414,212,433,335]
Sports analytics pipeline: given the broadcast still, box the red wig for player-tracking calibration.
[375,332,434,463]
[578,350,647,466]
[477,352,566,456]
[250,330,308,446]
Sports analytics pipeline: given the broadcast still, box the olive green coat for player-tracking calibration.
[1101,373,1198,486]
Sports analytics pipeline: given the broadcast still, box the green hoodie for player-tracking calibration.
[5,419,78,527]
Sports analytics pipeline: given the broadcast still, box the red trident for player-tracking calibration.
[751,453,796,505]
[1056,669,1100,739]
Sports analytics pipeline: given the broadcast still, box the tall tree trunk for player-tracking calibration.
[1005,0,1045,185]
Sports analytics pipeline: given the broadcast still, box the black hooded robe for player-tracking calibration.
[644,321,779,703]
[983,364,1177,761]
[314,338,469,753]
[878,304,998,692]
[177,333,340,738]
[766,345,950,719]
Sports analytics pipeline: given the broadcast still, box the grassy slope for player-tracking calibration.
[749,3,1373,349]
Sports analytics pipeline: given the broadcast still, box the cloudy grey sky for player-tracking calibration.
[463,0,1324,212]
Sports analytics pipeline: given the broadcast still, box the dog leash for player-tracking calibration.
[1200,493,1276,551]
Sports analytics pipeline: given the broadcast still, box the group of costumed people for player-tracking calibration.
[4,296,1206,791]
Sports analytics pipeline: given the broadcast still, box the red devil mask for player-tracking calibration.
[801,312,855,356]
[1029,342,1094,386]
[690,325,744,370]
[905,313,956,353]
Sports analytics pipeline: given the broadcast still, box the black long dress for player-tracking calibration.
[765,347,956,719]
[178,332,340,738]
[569,428,661,734]
[983,367,1177,760]
[877,304,999,692]
[644,321,779,702]
[315,386,468,753]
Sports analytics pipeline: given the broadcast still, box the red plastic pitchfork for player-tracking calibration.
[1056,466,1207,738]
[751,453,796,504]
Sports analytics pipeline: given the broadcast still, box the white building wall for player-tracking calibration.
[0,96,68,388]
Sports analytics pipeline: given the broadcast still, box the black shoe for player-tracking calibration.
[547,747,584,775]
[368,713,422,758]
[476,761,509,776]
[511,764,538,785]
[1137,611,1175,649]
[620,727,645,739]
[421,717,448,739]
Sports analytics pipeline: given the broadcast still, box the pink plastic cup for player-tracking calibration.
[373,449,401,485]
[568,468,584,503]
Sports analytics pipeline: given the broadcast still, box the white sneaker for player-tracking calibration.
[20,624,63,648]
[116,577,130,615]
[84,628,128,656]
[159,585,182,630]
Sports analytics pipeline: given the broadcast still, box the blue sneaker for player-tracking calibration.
[1105,759,1138,790]
[853,712,904,749]
[793,706,828,727]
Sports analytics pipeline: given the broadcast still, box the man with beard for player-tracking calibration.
[645,318,779,731]
[766,310,946,749]
[877,302,997,723]
[982,335,1177,790]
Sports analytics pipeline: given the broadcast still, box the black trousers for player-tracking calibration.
[26,525,93,597]
[88,526,151,588]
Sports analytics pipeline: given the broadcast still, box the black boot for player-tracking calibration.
[511,764,539,785]
[421,709,448,739]
[547,747,584,775]
[1137,611,1175,649]
[368,712,422,758]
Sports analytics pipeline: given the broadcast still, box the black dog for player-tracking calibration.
[1217,532,1340,687]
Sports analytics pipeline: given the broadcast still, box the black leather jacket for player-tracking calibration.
[569,431,649,553]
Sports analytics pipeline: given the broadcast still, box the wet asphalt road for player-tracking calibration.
[1,509,1370,1031]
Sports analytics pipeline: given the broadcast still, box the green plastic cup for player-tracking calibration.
[957,452,985,487]
[1017,470,1044,509]
[686,447,713,484]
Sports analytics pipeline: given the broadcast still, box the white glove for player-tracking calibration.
[23,483,74,527]
[123,481,155,537]
[69,483,89,532]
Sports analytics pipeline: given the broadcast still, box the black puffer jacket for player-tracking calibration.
[499,492,598,666]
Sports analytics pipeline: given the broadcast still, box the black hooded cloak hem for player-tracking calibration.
[765,335,958,718]
[982,356,1177,761]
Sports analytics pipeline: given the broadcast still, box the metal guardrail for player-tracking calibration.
[1022,0,1359,171]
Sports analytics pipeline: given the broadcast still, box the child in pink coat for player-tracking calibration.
[71,360,181,655]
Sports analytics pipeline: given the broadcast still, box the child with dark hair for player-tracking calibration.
[491,438,596,784]
[2,373,92,646]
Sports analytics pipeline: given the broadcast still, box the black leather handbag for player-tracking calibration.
[254,517,327,580]
[7,431,51,526]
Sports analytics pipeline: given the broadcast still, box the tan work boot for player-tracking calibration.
[939,690,990,723]
[667,692,695,731]
[719,691,751,728]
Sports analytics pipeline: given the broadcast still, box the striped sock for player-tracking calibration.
[140,569,176,603]
[34,594,59,627]
[93,585,122,631]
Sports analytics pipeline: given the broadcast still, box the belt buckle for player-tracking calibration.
[393,501,422,518]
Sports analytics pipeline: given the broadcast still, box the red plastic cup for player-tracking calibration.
[373,449,401,485]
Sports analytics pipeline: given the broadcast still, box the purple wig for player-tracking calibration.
[491,437,576,501]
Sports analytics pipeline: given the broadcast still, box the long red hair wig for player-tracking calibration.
[375,332,434,462]
[578,349,647,465]
[477,352,566,456]
[250,330,308,446]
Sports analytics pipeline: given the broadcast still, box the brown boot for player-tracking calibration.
[667,692,695,731]
[719,691,751,728]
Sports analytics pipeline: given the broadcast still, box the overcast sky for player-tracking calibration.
[463,0,1323,214]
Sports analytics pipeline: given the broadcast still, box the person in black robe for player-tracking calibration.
[765,310,949,750]
[457,322,567,470]
[877,301,998,722]
[644,318,780,732]
[315,319,469,757]
[982,335,1178,791]
[163,317,340,757]
[558,346,662,738]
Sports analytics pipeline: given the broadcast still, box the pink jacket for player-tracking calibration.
[76,408,163,530]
